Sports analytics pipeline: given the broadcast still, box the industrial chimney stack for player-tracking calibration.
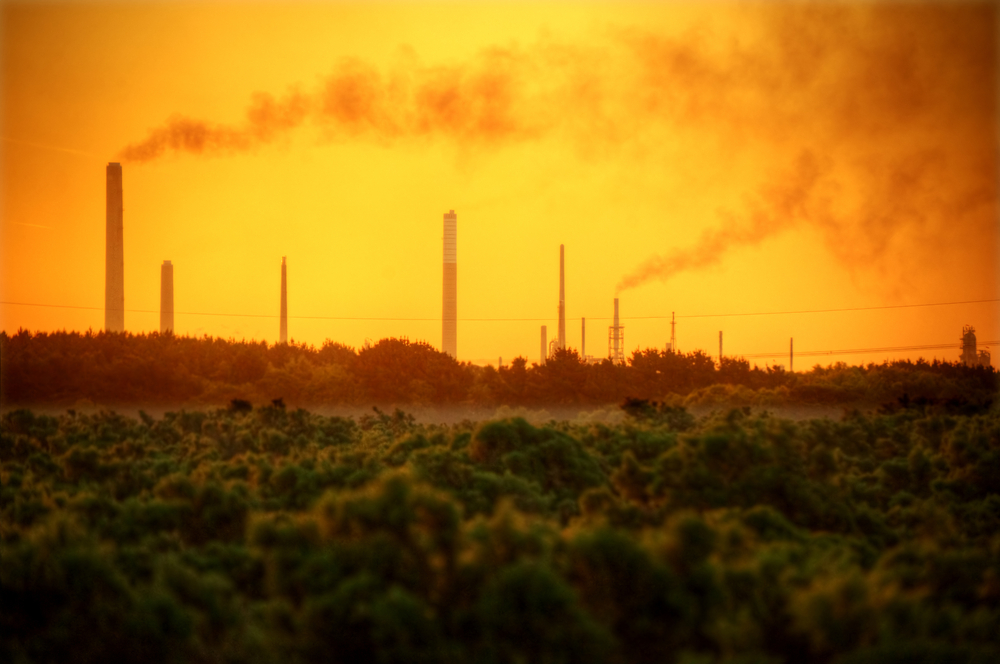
[105,163,124,332]
[614,298,620,359]
[160,261,173,334]
[279,257,288,344]
[608,297,625,363]
[442,210,457,357]
[558,244,566,351]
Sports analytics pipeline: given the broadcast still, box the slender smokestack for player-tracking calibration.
[582,317,586,359]
[613,297,620,359]
[105,163,124,332]
[160,260,173,334]
[442,210,457,357]
[558,244,565,351]
[280,256,288,344]
[541,325,547,365]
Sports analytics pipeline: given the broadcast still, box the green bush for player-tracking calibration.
[3,402,999,662]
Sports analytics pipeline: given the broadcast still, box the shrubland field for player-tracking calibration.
[2,395,999,663]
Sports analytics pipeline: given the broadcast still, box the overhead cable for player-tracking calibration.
[1,298,996,322]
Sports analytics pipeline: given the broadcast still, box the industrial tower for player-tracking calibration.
[160,261,174,334]
[105,163,124,332]
[960,325,991,367]
[279,257,288,344]
[558,244,566,351]
[608,298,625,362]
[442,210,457,357]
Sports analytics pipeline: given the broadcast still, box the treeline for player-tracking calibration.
[3,402,999,662]
[1,329,996,408]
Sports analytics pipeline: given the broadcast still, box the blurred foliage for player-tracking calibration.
[3,400,999,662]
[1,330,996,409]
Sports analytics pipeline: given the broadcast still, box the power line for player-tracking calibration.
[1,298,996,322]
[478,341,997,364]
[674,299,999,319]
[741,342,998,360]
[2,298,993,362]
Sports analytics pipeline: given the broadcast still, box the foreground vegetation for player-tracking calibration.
[3,399,999,663]
[2,329,996,408]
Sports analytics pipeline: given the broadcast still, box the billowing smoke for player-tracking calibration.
[119,3,996,293]
[616,152,830,293]
[118,49,570,162]
[614,3,996,292]
[120,91,311,162]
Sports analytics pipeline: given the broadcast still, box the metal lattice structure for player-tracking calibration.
[608,297,624,363]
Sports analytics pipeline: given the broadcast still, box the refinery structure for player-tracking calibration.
[442,210,457,357]
[105,163,124,332]
[608,298,625,363]
[545,245,570,360]
[280,257,289,344]
[159,261,173,334]
[100,165,993,369]
[539,247,625,365]
[558,244,566,352]
[960,325,991,367]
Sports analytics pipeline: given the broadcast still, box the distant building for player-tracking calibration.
[960,325,991,367]
[105,163,124,332]
[442,210,457,357]
[160,261,173,333]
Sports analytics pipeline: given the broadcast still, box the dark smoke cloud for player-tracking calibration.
[614,2,996,293]
[120,91,311,162]
[616,152,830,293]
[119,48,566,162]
[119,3,996,295]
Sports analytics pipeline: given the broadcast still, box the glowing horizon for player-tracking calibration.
[2,1,997,368]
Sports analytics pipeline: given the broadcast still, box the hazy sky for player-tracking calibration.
[2,1,997,367]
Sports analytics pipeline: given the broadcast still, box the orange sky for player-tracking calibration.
[2,1,997,367]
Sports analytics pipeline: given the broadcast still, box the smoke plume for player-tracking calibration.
[613,2,996,292]
[616,152,830,293]
[119,3,996,294]
[118,48,569,162]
